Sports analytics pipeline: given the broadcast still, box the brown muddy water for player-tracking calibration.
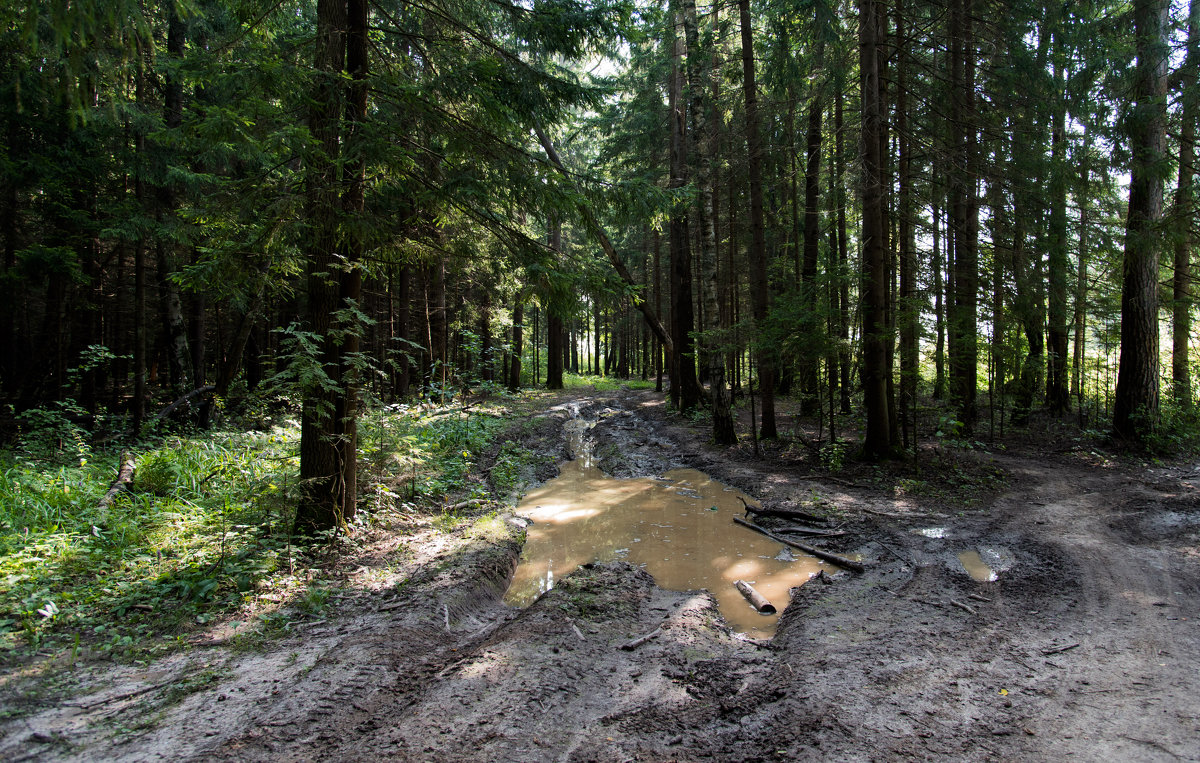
[957,550,998,581]
[505,419,828,637]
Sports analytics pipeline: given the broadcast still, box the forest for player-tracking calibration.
[2,0,1200,759]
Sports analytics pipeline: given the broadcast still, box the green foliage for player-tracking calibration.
[0,424,301,661]
[490,440,542,497]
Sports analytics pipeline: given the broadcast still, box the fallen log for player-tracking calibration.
[97,453,136,510]
[733,580,776,614]
[775,525,846,538]
[736,495,826,524]
[732,516,866,573]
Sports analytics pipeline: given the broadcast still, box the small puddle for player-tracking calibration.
[957,550,998,582]
[506,413,828,637]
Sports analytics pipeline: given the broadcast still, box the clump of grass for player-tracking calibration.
[562,373,656,392]
[0,424,302,662]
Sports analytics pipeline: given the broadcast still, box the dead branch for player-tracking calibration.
[1041,643,1081,656]
[618,625,663,651]
[949,599,978,616]
[736,495,826,524]
[732,516,866,573]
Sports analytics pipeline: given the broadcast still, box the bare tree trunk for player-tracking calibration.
[683,0,734,442]
[895,0,917,449]
[948,0,978,432]
[859,0,892,458]
[1046,32,1071,414]
[1172,0,1198,406]
[835,84,852,415]
[800,51,825,413]
[546,218,565,390]
[509,297,524,392]
[738,0,776,438]
[155,2,194,397]
[667,8,704,412]
[1114,0,1170,441]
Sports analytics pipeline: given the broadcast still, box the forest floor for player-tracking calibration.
[2,385,1200,761]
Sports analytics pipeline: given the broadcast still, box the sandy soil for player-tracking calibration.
[3,388,1199,761]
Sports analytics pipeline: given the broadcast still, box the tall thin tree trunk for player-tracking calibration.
[835,83,852,415]
[683,0,734,441]
[948,0,978,432]
[667,12,704,411]
[1172,0,1199,405]
[859,0,892,458]
[800,47,825,413]
[738,0,776,438]
[546,219,565,390]
[896,0,917,449]
[1046,39,1071,414]
[1072,149,1090,411]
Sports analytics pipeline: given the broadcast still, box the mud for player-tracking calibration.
[3,388,1200,761]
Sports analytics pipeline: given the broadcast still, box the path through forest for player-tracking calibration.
[3,389,1199,761]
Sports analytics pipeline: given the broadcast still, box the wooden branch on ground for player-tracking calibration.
[733,580,776,614]
[618,625,663,651]
[949,599,977,616]
[776,525,846,538]
[1041,643,1080,656]
[732,516,866,573]
[736,495,827,524]
[97,453,136,511]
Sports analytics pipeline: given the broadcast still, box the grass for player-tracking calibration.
[562,372,657,393]
[0,394,519,664]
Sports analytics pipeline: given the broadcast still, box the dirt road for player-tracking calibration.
[3,389,1198,761]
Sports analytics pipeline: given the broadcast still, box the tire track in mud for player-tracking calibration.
[8,394,1200,761]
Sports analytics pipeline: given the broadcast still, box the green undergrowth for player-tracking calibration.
[562,373,656,393]
[0,397,518,665]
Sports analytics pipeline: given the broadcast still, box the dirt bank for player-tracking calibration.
[3,388,1199,761]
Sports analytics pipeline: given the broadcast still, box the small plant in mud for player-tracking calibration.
[819,441,848,471]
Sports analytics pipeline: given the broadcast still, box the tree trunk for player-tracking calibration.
[1114,0,1170,441]
[296,0,357,535]
[895,0,917,449]
[1046,38,1070,414]
[682,0,734,442]
[1172,0,1198,406]
[546,218,565,390]
[668,10,704,412]
[155,2,194,397]
[948,0,978,432]
[509,298,524,391]
[801,64,824,413]
[858,0,892,459]
[835,83,852,415]
[738,0,776,439]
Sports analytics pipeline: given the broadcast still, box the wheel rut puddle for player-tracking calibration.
[505,405,828,637]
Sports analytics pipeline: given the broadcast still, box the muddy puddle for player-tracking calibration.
[956,546,1014,582]
[506,414,828,637]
